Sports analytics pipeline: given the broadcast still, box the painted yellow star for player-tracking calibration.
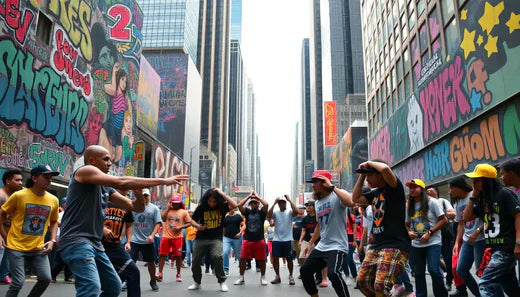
[479,1,504,33]
[484,34,498,57]
[460,29,476,59]
[461,9,468,20]
[506,12,520,33]
[477,35,484,46]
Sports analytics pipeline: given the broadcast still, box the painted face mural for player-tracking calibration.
[407,95,425,155]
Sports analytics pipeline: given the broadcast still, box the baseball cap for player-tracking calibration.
[449,176,473,192]
[405,179,426,189]
[31,165,59,176]
[355,167,378,174]
[465,164,497,179]
[60,197,67,205]
[304,200,315,206]
[297,204,306,209]
[169,195,182,204]
[305,170,333,183]
[142,188,151,196]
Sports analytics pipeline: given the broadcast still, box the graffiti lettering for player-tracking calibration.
[48,0,92,62]
[395,157,425,184]
[51,28,92,96]
[107,5,132,41]
[0,128,16,155]
[0,0,35,45]
[503,104,520,155]
[420,56,471,142]
[152,145,189,206]
[450,115,505,173]
[28,143,70,175]
[0,38,88,154]
[424,140,451,181]
[369,125,393,164]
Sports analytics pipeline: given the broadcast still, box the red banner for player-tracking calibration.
[324,101,337,146]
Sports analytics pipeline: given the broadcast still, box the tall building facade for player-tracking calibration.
[197,0,232,187]
[231,0,242,41]
[363,0,520,189]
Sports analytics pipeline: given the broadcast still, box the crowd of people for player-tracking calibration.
[0,145,519,297]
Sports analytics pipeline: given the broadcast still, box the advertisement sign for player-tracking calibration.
[136,56,160,136]
[324,101,337,146]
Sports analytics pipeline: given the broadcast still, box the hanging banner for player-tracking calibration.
[324,101,337,146]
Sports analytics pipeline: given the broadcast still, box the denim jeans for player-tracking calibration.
[394,263,414,292]
[343,244,357,277]
[413,244,448,297]
[51,250,72,280]
[61,242,121,297]
[456,240,485,296]
[5,248,51,297]
[479,250,520,297]
[105,248,140,297]
[191,239,226,284]
[222,236,242,272]
[185,239,194,266]
[441,235,453,284]
[0,245,10,279]
[0,247,4,266]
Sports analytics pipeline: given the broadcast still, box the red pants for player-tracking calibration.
[452,243,464,286]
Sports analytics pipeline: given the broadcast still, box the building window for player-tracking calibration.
[36,12,53,45]
[417,0,426,17]
[445,17,460,57]
[408,1,416,30]
[419,23,429,53]
[403,47,410,74]
[441,0,455,25]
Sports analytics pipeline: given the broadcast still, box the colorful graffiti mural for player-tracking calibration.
[145,53,188,155]
[136,56,159,136]
[151,143,190,209]
[0,0,143,179]
[331,125,368,190]
[369,0,520,185]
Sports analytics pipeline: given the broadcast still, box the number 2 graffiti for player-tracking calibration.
[106,4,142,65]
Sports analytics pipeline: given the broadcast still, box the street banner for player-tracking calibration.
[324,101,337,146]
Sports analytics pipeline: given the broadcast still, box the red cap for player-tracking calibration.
[305,170,333,183]
[169,195,182,203]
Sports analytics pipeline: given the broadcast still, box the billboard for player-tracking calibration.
[304,160,315,182]
[331,125,368,190]
[136,56,160,136]
[324,101,337,146]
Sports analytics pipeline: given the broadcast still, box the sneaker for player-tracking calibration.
[51,278,56,283]
[289,275,295,285]
[150,280,159,291]
[449,289,468,297]
[64,278,74,284]
[260,276,268,286]
[392,284,406,297]
[319,281,328,287]
[256,267,261,272]
[234,276,245,285]
[121,281,127,291]
[205,268,210,273]
[220,282,229,292]
[405,293,416,297]
[156,272,163,282]
[1,276,11,284]
[225,270,230,276]
[446,281,452,292]
[176,273,182,282]
[271,275,281,284]
[188,282,201,290]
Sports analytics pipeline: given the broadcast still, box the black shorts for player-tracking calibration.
[272,241,293,258]
[130,242,156,263]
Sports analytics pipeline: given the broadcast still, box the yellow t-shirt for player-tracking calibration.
[186,226,198,240]
[1,188,59,252]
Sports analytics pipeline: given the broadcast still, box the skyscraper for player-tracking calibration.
[231,0,242,41]
[197,0,232,187]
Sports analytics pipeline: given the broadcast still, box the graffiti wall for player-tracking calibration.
[0,0,143,179]
[369,0,520,185]
[151,143,190,209]
[145,53,188,156]
[136,56,159,136]
[331,125,368,190]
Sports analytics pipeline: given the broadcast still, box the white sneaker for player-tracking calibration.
[260,276,268,286]
[188,283,201,290]
[234,276,245,285]
[220,282,229,292]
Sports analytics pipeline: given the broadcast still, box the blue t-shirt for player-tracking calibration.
[132,203,161,244]
[314,192,349,253]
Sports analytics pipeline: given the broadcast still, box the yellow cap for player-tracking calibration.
[405,179,426,189]
[465,164,497,179]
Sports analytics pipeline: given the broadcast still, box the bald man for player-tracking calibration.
[58,145,188,297]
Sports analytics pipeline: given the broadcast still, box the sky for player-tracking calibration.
[241,0,311,202]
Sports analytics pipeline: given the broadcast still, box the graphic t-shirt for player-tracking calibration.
[162,208,191,239]
[132,203,162,244]
[292,216,304,240]
[243,208,267,241]
[406,198,444,248]
[473,188,520,252]
[363,206,373,235]
[223,214,243,239]
[186,226,197,240]
[363,179,411,251]
[1,188,59,252]
[272,209,294,242]
[301,214,317,242]
[103,203,134,250]
[192,204,229,240]
[455,193,484,243]
[314,192,349,253]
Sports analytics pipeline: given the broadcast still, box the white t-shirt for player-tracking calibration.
[272,209,294,242]
[406,198,444,248]
[314,192,349,253]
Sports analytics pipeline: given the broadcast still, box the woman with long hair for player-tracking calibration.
[463,164,520,297]
[405,179,448,297]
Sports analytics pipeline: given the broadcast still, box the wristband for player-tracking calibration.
[427,230,433,236]
[329,185,335,191]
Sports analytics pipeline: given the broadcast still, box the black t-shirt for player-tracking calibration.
[292,216,304,240]
[223,214,243,239]
[473,188,520,252]
[301,215,318,242]
[243,208,267,241]
[363,179,410,251]
[192,203,229,240]
[102,203,134,250]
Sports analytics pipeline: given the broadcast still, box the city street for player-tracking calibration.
[0,258,439,297]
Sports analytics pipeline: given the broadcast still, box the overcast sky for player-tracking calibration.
[241,0,311,202]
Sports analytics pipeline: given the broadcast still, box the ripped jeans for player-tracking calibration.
[61,243,121,297]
